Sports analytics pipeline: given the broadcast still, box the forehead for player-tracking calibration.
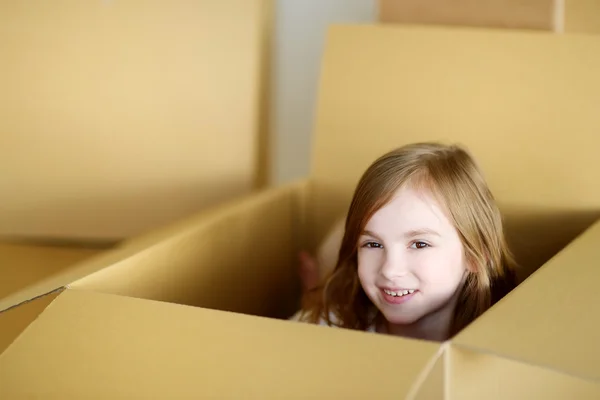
[365,185,454,234]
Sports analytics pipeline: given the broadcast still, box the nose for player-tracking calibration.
[379,249,409,280]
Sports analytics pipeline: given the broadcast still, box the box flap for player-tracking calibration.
[0,289,440,398]
[0,184,290,312]
[448,344,600,399]
[70,180,308,319]
[0,243,99,309]
[566,0,600,33]
[1,181,308,316]
[0,0,270,240]
[453,219,600,381]
[309,24,600,243]
[411,346,446,400]
[379,0,556,31]
[0,291,60,355]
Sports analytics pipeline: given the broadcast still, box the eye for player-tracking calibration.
[363,241,383,249]
[410,241,430,249]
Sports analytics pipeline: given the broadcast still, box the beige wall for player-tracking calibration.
[0,0,270,241]
[270,0,377,185]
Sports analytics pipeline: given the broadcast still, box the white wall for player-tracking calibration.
[271,0,377,185]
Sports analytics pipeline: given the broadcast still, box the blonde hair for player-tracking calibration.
[302,142,517,336]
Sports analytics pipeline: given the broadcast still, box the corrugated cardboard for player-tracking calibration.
[379,0,600,34]
[379,0,557,30]
[2,24,600,398]
[0,0,271,334]
[0,0,270,241]
[565,0,600,33]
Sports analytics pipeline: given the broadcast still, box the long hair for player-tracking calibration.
[302,142,517,336]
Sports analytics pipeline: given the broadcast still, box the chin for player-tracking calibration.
[380,309,424,326]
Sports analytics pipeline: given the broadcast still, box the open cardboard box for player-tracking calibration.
[2,24,600,398]
[0,0,270,317]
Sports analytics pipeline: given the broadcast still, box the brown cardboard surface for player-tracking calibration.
[0,181,307,316]
[0,292,60,354]
[565,0,600,33]
[72,181,307,319]
[454,220,600,381]
[0,243,99,301]
[411,347,445,400]
[501,208,600,281]
[308,24,600,248]
[0,289,440,399]
[379,0,556,31]
[0,0,269,240]
[448,345,600,399]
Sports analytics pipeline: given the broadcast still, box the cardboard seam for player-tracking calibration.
[451,342,600,385]
[405,341,449,400]
[0,287,64,315]
[0,288,64,360]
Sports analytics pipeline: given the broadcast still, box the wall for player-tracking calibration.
[270,0,377,185]
[0,0,270,241]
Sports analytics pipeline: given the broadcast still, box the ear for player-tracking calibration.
[465,261,477,274]
[465,253,486,274]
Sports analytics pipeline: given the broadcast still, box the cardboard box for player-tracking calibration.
[0,0,271,241]
[2,24,600,398]
[0,0,271,335]
[379,0,557,31]
[0,242,101,353]
[379,0,600,33]
[565,0,600,33]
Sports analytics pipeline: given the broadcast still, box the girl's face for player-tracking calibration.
[357,185,467,326]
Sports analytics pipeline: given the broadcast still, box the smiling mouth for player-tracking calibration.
[383,289,415,297]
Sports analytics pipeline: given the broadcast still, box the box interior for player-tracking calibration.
[452,219,600,381]
[68,25,600,337]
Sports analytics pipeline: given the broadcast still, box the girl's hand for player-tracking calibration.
[298,250,320,292]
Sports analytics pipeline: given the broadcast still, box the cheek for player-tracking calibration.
[417,248,466,284]
[357,250,379,284]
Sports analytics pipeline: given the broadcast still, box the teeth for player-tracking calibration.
[384,289,415,297]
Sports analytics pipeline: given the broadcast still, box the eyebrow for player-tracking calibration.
[361,230,381,239]
[361,228,440,239]
[404,228,441,238]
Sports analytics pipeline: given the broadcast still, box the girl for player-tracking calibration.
[294,142,517,342]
